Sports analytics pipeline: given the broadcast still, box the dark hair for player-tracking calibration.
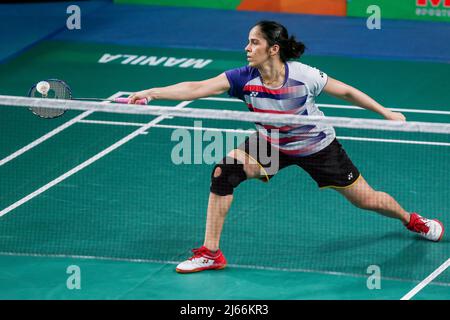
[254,20,306,62]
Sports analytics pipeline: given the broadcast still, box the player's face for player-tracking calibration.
[245,27,271,67]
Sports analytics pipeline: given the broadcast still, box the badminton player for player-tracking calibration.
[129,21,444,273]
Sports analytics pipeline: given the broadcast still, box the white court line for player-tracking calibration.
[0,251,448,287]
[77,119,450,147]
[198,97,450,116]
[0,92,124,167]
[79,119,145,127]
[337,136,450,147]
[317,103,450,115]
[79,119,255,134]
[401,258,450,300]
[0,100,193,217]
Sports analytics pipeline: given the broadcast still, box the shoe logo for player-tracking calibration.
[348,172,353,180]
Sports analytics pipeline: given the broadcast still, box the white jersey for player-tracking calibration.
[225,61,336,156]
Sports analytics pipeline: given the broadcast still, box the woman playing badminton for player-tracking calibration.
[129,21,444,273]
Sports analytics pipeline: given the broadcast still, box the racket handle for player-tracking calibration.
[114,97,148,105]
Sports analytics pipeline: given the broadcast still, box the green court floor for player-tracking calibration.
[0,40,449,299]
[1,255,449,300]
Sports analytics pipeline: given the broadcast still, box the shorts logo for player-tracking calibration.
[348,172,353,180]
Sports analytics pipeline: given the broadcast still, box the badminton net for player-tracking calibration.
[0,95,449,285]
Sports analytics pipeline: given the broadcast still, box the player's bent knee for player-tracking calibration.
[210,157,247,196]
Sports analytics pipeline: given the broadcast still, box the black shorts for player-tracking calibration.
[237,134,361,188]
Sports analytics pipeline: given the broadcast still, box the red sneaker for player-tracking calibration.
[406,213,444,242]
[176,246,227,273]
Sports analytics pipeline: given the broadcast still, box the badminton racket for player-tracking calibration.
[28,79,147,119]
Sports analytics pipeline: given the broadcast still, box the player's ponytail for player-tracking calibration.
[255,20,306,62]
[284,35,305,60]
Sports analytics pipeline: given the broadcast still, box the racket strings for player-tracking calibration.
[29,79,71,118]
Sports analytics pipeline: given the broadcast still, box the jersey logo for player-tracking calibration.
[250,91,258,97]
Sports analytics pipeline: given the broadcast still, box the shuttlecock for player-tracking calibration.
[36,81,50,96]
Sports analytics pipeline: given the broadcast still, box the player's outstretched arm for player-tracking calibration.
[128,73,230,104]
[323,77,406,121]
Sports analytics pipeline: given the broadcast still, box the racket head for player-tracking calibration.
[28,79,72,119]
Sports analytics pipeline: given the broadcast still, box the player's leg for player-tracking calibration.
[176,134,282,273]
[176,150,267,273]
[298,139,444,242]
[334,176,444,241]
[333,175,409,223]
[204,149,266,251]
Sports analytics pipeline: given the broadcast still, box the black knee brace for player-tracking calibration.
[210,157,247,196]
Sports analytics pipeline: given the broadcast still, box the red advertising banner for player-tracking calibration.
[237,0,346,16]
